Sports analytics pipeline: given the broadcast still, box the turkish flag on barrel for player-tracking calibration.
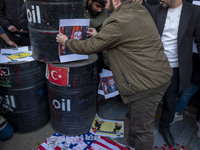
[47,64,69,86]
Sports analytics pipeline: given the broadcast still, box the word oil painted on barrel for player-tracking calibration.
[46,54,98,135]
[26,0,84,63]
[0,60,49,133]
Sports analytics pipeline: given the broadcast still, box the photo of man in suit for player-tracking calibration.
[107,78,118,93]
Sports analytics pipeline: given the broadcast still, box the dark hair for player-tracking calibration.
[93,0,106,7]
[85,0,106,9]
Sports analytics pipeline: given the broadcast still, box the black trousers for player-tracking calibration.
[159,68,179,128]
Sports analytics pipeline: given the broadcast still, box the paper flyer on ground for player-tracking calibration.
[59,19,89,63]
[0,46,34,63]
[98,69,119,99]
[90,114,124,138]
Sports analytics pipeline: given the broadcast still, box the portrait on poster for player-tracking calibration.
[59,19,90,63]
[98,69,119,99]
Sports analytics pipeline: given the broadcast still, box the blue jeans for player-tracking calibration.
[176,84,200,113]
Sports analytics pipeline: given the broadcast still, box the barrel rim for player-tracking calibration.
[48,54,98,68]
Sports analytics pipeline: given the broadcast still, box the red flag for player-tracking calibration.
[48,64,69,86]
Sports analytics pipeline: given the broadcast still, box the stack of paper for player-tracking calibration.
[0,46,34,63]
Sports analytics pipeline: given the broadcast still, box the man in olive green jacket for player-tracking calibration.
[56,0,172,149]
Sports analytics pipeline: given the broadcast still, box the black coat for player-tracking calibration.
[0,0,24,30]
[151,0,200,92]
[20,2,28,31]
[192,53,200,86]
[142,0,152,13]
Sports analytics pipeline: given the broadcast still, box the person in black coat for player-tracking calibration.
[0,0,30,46]
[151,0,200,147]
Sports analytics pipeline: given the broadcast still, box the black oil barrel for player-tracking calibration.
[26,0,84,63]
[47,54,98,135]
[0,60,49,133]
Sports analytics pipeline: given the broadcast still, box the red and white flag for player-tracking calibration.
[47,64,69,86]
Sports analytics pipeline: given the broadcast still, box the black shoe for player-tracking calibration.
[159,127,175,147]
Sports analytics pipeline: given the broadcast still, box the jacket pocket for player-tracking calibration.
[120,69,131,87]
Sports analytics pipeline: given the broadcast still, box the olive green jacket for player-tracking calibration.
[66,0,172,103]
[84,7,110,67]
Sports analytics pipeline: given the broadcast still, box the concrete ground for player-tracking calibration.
[0,98,200,150]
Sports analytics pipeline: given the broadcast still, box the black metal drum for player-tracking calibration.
[0,60,49,133]
[47,54,98,135]
[26,0,84,63]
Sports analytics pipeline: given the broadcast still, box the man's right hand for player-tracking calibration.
[87,28,98,37]
[8,25,19,32]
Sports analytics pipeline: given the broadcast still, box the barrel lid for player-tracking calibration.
[49,54,98,68]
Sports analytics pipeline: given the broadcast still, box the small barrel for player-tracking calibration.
[26,0,84,63]
[47,54,98,135]
[0,60,49,133]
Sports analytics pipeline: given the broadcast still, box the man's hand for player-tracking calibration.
[7,40,17,47]
[56,33,68,46]
[8,25,19,32]
[20,29,28,34]
[87,28,98,37]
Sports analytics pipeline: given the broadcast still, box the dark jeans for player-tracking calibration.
[127,84,168,150]
[176,84,199,113]
[160,68,179,129]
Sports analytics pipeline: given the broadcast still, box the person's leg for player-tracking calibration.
[127,90,166,150]
[160,68,179,128]
[159,68,179,147]
[176,84,199,113]
[171,84,200,124]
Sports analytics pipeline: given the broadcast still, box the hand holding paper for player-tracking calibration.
[56,33,68,46]
[87,28,97,37]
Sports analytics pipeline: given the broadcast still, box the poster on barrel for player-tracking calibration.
[59,19,90,63]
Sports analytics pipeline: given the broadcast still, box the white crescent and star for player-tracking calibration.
[51,70,62,80]
[51,70,58,80]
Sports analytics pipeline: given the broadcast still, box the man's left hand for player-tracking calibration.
[56,33,68,46]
